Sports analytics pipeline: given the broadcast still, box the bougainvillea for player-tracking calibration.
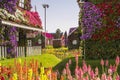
[81,2,103,40]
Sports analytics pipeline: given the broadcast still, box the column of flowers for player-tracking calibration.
[81,0,120,59]
[0,0,18,58]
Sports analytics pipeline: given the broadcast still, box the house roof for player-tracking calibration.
[51,33,63,39]
[0,8,42,30]
[42,32,54,39]
[68,27,77,36]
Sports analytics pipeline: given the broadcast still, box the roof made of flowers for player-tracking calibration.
[0,8,42,29]
[42,32,54,39]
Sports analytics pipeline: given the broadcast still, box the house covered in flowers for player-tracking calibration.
[0,0,42,58]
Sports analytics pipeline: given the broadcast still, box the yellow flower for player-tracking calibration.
[18,58,21,64]
[28,69,33,80]
[40,74,48,80]
[40,66,45,74]
[12,73,18,80]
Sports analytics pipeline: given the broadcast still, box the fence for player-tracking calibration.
[0,46,41,59]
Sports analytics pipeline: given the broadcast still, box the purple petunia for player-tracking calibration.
[80,2,103,40]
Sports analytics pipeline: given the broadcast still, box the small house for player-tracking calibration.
[68,27,81,50]
[41,32,54,48]
[0,0,42,58]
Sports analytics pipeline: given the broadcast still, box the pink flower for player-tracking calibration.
[116,75,120,80]
[110,65,116,72]
[90,70,95,79]
[82,61,88,73]
[101,73,107,80]
[108,69,112,75]
[115,56,120,66]
[107,75,112,80]
[95,67,99,76]
[87,65,91,75]
[101,59,104,66]
[62,68,66,75]
[105,60,109,66]
[78,68,83,79]
[75,67,79,79]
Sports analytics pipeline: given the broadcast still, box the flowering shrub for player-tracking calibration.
[60,55,120,80]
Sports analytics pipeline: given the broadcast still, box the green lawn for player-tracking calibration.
[0,54,61,68]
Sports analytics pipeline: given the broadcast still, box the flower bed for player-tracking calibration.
[0,59,58,80]
[60,56,120,80]
[0,56,120,80]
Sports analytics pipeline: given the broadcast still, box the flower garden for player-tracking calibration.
[0,0,120,80]
[0,54,120,80]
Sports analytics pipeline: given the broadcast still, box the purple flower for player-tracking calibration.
[81,2,103,40]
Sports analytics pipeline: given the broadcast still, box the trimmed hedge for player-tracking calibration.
[84,39,120,59]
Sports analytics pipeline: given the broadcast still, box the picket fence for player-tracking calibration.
[0,46,41,59]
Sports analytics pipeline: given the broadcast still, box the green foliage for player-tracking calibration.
[84,40,120,59]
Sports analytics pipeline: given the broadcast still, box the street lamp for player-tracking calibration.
[42,4,49,48]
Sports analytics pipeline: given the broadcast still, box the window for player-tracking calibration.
[19,0,24,8]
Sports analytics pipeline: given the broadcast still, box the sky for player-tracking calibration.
[31,0,79,33]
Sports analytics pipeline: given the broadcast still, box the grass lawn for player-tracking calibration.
[0,54,61,68]
[53,57,120,75]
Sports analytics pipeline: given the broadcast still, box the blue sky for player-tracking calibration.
[31,0,79,33]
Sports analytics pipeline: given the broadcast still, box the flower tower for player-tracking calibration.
[78,0,120,59]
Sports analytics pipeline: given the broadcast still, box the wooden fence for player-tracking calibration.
[0,46,41,59]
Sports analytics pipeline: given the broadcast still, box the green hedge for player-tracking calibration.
[84,39,120,59]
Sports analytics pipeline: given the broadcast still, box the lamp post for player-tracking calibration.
[42,4,49,48]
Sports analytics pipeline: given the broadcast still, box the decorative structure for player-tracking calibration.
[42,32,53,48]
[77,0,120,59]
[0,0,42,58]
[68,27,81,50]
